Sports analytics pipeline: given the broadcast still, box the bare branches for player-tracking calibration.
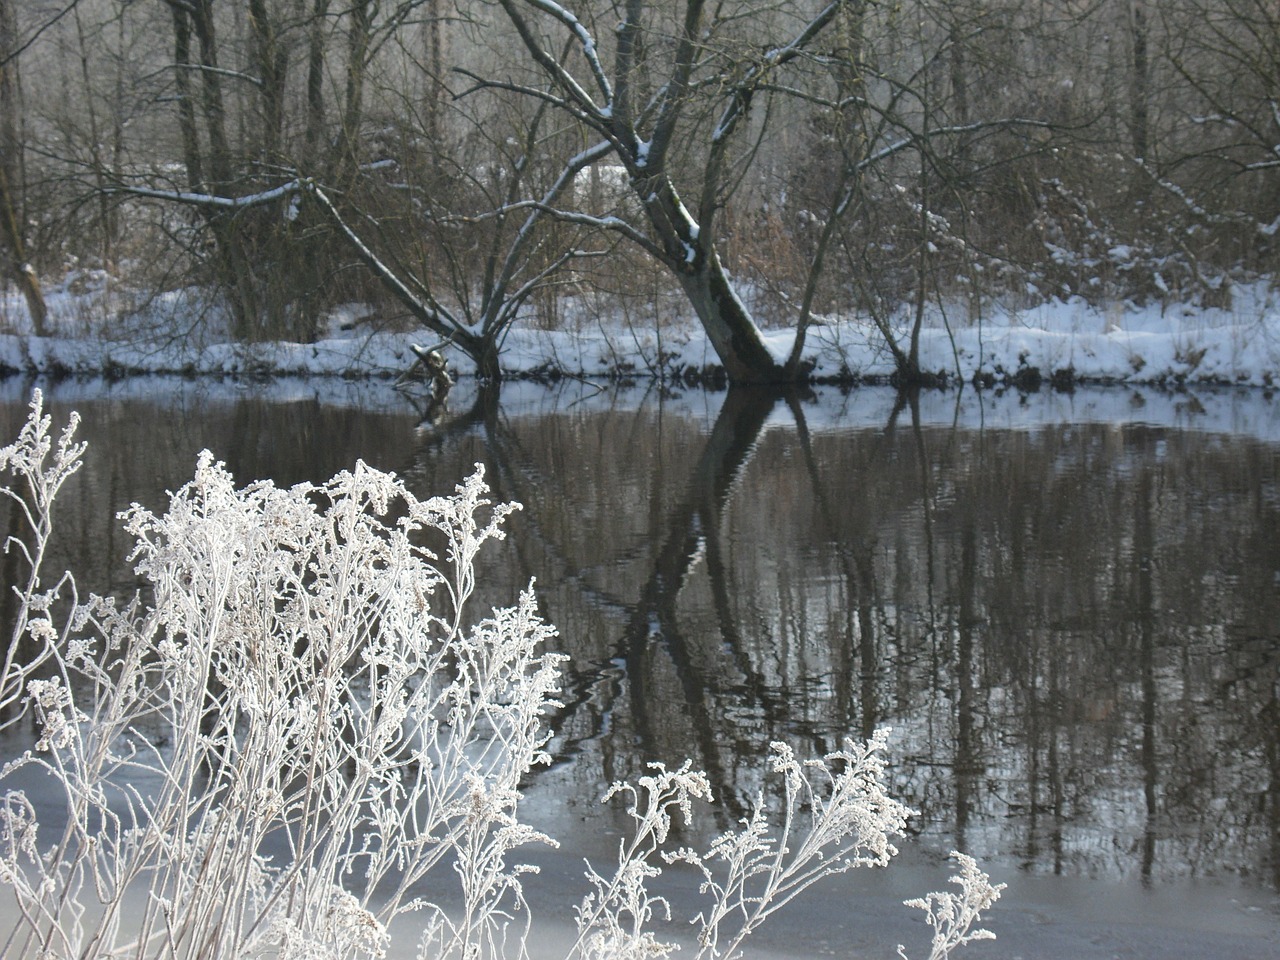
[105,178,306,210]
[0,0,84,70]
[462,198,664,263]
[170,61,265,88]
[495,0,609,121]
[522,0,614,106]
[305,179,471,345]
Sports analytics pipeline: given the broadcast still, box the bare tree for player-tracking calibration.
[303,71,615,381]
[6,0,1275,369]
[479,0,863,384]
[1161,0,1280,243]
[0,0,48,335]
[781,0,1061,383]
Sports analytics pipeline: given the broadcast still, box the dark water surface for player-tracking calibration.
[2,377,1278,957]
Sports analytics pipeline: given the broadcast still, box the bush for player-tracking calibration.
[0,391,1001,960]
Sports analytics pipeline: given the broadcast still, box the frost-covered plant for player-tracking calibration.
[572,761,712,960]
[683,735,916,960]
[1,398,562,959]
[569,736,1002,960]
[0,394,1002,960]
[570,734,916,960]
[898,853,1006,960]
[0,391,85,730]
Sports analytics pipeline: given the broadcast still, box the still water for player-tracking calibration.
[1,377,1278,957]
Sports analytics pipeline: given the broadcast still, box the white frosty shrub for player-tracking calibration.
[898,853,1006,960]
[0,392,1002,960]
[0,391,84,730]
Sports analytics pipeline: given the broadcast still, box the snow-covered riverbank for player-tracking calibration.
[2,286,1279,387]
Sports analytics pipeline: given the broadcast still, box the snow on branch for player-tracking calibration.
[521,0,614,107]
[464,201,662,261]
[500,247,604,315]
[171,62,265,88]
[1130,156,1252,227]
[497,0,609,121]
[489,140,618,306]
[107,178,307,210]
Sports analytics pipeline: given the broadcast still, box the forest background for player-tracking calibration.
[0,0,1277,387]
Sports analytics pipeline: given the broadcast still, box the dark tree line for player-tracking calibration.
[0,0,1277,384]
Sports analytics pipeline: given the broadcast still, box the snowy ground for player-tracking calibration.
[2,280,1279,388]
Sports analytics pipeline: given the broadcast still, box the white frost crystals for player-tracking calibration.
[0,392,1002,960]
[0,391,561,960]
[899,854,1007,960]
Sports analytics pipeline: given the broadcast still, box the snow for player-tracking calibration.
[115,179,305,210]
[571,160,626,193]
[2,281,1279,393]
[529,0,612,101]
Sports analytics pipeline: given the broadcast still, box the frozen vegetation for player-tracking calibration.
[0,393,1004,959]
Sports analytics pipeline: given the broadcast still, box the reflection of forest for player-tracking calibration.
[3,386,1278,889]
[423,392,1280,888]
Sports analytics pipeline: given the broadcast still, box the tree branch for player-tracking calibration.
[463,201,667,263]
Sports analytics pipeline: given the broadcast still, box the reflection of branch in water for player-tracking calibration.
[786,394,889,745]
[893,390,990,852]
[403,378,500,451]
[1136,467,1158,886]
[401,385,809,823]
[478,387,794,822]
[702,505,792,731]
[483,412,635,613]
[442,405,639,781]
[397,342,456,427]
[404,387,661,779]
[905,391,945,672]
[1262,696,1280,890]
[954,520,981,855]
[613,387,785,823]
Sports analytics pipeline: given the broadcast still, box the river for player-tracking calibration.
[1,376,1277,958]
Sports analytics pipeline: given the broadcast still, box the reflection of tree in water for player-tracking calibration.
[904,426,1274,885]
[399,387,1280,886]
[18,387,1272,886]
[420,386,793,824]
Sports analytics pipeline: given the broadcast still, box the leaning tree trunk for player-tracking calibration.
[638,176,783,383]
[674,254,782,383]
